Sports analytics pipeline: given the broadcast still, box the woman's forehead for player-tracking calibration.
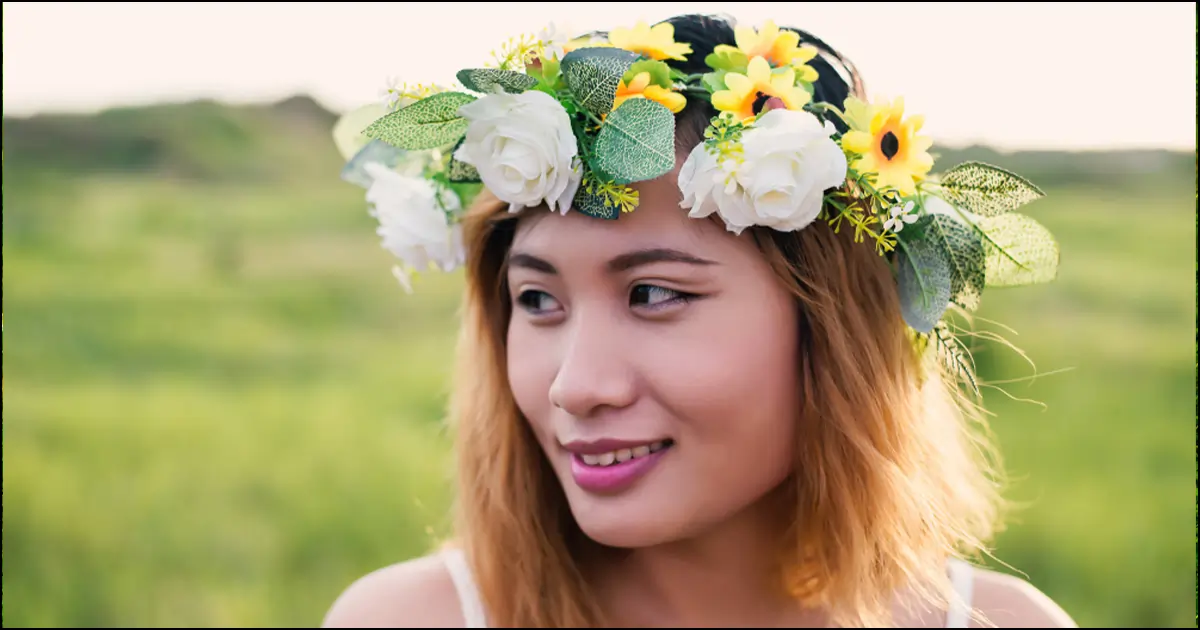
[511,174,720,258]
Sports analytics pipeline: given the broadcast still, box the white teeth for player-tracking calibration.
[579,441,670,467]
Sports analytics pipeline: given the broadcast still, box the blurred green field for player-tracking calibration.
[2,99,1196,628]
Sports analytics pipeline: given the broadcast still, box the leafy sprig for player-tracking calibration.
[822,170,900,255]
[487,33,542,72]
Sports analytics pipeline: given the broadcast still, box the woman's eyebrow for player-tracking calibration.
[605,248,718,273]
[507,248,718,276]
[507,252,558,275]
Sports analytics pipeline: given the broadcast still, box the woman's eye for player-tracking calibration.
[630,285,693,309]
[516,289,561,314]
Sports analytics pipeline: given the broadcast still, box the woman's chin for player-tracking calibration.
[570,504,680,549]
[555,481,672,549]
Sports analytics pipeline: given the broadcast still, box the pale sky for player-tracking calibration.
[3,2,1196,151]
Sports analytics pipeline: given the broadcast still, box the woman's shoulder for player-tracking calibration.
[321,550,468,628]
[963,564,1078,628]
[894,561,1078,628]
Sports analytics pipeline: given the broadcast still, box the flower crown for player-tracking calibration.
[333,19,1061,398]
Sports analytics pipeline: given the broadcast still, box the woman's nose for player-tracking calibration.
[547,318,638,419]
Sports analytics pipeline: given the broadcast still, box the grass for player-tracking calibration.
[959,181,1197,628]
[2,164,1196,628]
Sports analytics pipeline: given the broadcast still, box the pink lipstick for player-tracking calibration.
[563,438,674,494]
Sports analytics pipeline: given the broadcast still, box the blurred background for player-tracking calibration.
[2,2,1195,628]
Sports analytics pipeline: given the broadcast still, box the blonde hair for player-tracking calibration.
[443,189,1008,627]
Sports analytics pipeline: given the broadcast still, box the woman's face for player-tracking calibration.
[505,161,801,549]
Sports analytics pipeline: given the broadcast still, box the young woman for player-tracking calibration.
[322,13,1077,628]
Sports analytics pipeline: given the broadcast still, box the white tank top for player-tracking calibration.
[441,548,976,628]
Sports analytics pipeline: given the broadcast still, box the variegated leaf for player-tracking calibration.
[938,161,1045,217]
[593,98,676,185]
[916,214,986,311]
[573,182,620,220]
[363,91,476,151]
[977,213,1060,286]
[455,68,538,95]
[897,225,954,334]
[561,47,640,116]
[447,139,481,183]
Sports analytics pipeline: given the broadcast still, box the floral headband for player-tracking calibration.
[332,19,1061,397]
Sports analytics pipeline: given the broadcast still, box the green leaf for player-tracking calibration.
[705,45,749,73]
[573,181,620,220]
[921,213,987,311]
[363,91,477,151]
[561,47,641,116]
[530,56,563,94]
[976,213,1060,286]
[449,182,484,210]
[623,59,673,89]
[593,98,676,185]
[937,161,1046,217]
[896,225,953,334]
[455,68,538,95]
[702,71,728,94]
[446,139,481,183]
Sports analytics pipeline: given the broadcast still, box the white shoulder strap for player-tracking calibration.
[944,558,975,628]
[442,548,489,628]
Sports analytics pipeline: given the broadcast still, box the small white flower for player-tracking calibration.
[680,109,847,235]
[453,90,582,215]
[363,162,466,293]
[379,76,404,110]
[379,77,435,111]
[538,22,570,61]
[883,200,919,233]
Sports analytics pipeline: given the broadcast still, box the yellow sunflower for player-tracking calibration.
[841,96,934,196]
[608,21,693,61]
[711,56,812,122]
[613,72,687,113]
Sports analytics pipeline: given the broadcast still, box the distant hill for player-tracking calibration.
[2,94,1194,189]
[2,95,341,184]
[927,143,1195,190]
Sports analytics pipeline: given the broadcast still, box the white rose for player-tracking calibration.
[680,109,848,235]
[678,144,758,233]
[363,162,466,293]
[453,90,582,215]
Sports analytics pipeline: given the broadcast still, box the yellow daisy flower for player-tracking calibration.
[841,96,875,133]
[711,56,812,122]
[608,21,693,61]
[731,19,820,71]
[841,96,934,196]
[563,35,612,55]
[613,72,687,113]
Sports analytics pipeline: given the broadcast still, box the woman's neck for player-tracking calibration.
[585,487,830,628]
